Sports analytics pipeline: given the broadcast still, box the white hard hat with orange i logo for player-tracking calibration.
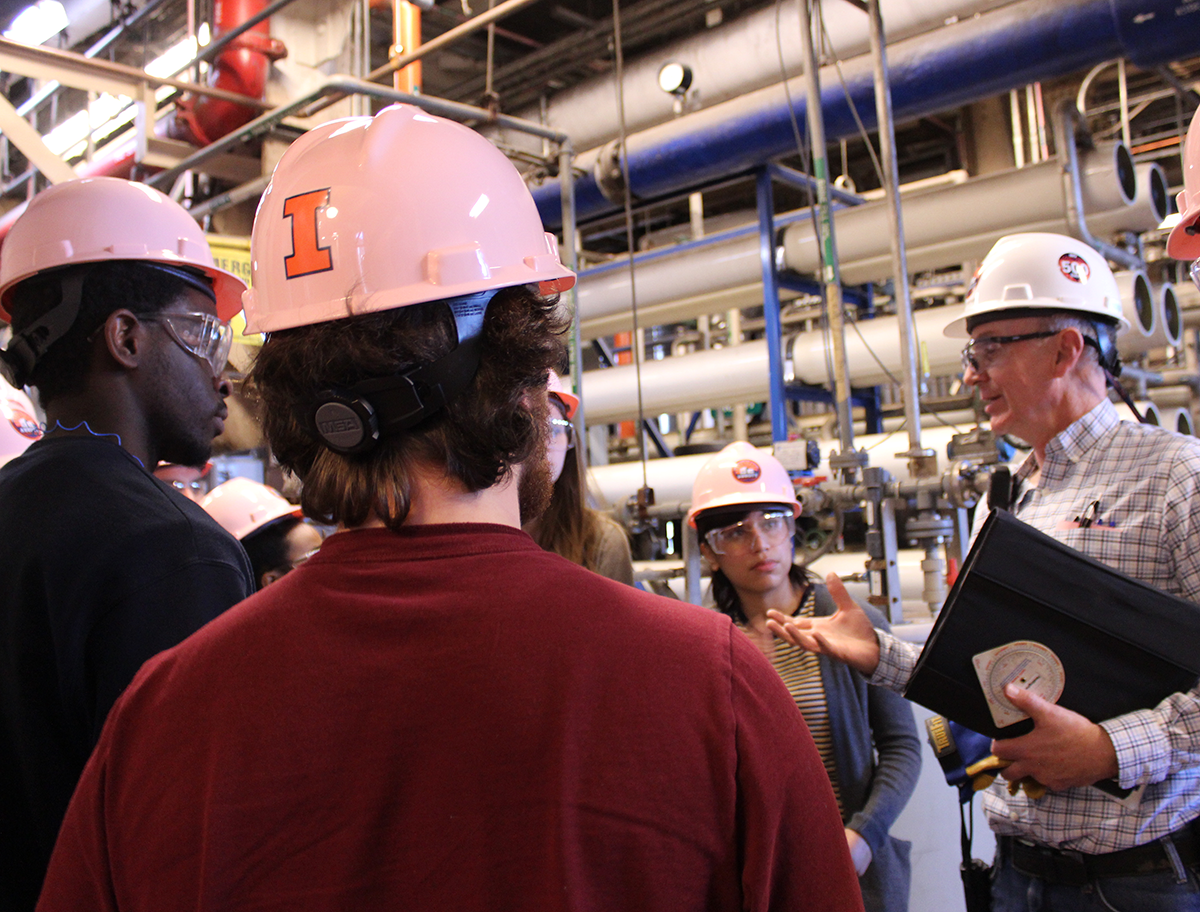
[686,441,800,528]
[244,103,576,456]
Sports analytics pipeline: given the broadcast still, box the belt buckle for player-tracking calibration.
[1049,848,1090,887]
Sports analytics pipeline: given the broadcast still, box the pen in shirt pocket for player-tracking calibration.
[1059,500,1118,530]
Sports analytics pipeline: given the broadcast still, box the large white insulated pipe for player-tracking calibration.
[1146,283,1182,349]
[780,147,1145,284]
[588,426,970,509]
[1159,407,1195,437]
[574,157,1165,339]
[582,278,1170,424]
[1115,271,1154,357]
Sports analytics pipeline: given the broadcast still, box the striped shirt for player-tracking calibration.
[743,587,843,813]
[872,397,1200,853]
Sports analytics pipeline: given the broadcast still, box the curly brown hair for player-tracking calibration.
[247,285,568,530]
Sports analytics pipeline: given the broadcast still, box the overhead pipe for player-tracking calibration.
[529,0,1200,227]
[501,0,1017,157]
[173,0,287,146]
[588,425,971,509]
[573,151,1161,339]
[781,145,1145,282]
[580,284,1179,424]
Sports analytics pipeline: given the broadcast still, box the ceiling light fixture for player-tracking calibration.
[657,62,693,97]
[3,0,68,47]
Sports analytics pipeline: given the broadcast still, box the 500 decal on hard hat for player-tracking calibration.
[944,232,1126,377]
[246,104,576,455]
[0,177,247,389]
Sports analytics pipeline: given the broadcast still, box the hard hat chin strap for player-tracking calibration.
[0,271,87,390]
[310,290,494,455]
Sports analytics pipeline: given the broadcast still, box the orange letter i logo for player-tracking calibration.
[283,189,334,279]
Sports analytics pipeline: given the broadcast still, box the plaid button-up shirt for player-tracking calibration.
[873,397,1200,852]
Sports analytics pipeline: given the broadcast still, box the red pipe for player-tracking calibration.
[174,0,286,147]
[0,7,285,244]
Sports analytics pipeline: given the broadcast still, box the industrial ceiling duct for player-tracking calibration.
[530,0,1199,227]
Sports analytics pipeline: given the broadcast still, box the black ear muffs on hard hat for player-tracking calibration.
[0,271,87,390]
[309,292,490,455]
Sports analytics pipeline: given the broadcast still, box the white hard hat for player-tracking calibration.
[199,476,301,541]
[0,177,246,322]
[686,441,800,528]
[944,233,1129,337]
[243,104,576,334]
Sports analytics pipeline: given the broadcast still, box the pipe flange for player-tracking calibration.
[906,515,955,542]
[594,139,633,205]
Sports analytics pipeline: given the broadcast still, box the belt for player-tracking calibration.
[999,823,1200,887]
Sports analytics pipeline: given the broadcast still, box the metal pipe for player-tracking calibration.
[146,75,568,192]
[530,0,1200,227]
[867,0,927,473]
[501,0,1018,157]
[798,0,855,465]
[370,0,543,80]
[578,279,1181,424]
[1054,100,1143,271]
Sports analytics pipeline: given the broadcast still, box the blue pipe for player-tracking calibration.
[534,0,1200,227]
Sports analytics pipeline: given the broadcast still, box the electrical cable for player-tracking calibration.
[610,0,650,493]
[819,12,885,188]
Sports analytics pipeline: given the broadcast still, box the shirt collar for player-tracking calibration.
[1019,398,1119,482]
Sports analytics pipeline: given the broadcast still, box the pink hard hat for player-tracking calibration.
[198,476,302,541]
[0,177,247,322]
[0,379,42,467]
[242,104,576,334]
[686,441,800,528]
[547,370,579,419]
[1168,107,1200,261]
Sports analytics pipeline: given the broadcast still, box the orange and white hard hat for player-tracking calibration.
[242,103,576,334]
[1168,107,1200,262]
[686,441,800,528]
[0,378,41,466]
[0,177,247,321]
[199,476,302,541]
[547,370,579,419]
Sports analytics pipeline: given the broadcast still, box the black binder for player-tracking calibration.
[904,509,1200,740]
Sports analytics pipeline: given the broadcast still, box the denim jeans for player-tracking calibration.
[992,848,1200,912]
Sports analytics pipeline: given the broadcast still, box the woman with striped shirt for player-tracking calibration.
[689,442,921,912]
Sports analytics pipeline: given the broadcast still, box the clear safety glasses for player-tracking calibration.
[960,330,1060,373]
[550,416,576,448]
[1191,259,1200,293]
[704,509,796,556]
[145,312,234,376]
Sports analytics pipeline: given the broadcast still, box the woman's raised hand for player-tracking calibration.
[765,573,881,676]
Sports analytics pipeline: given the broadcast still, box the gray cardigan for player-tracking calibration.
[812,584,922,912]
